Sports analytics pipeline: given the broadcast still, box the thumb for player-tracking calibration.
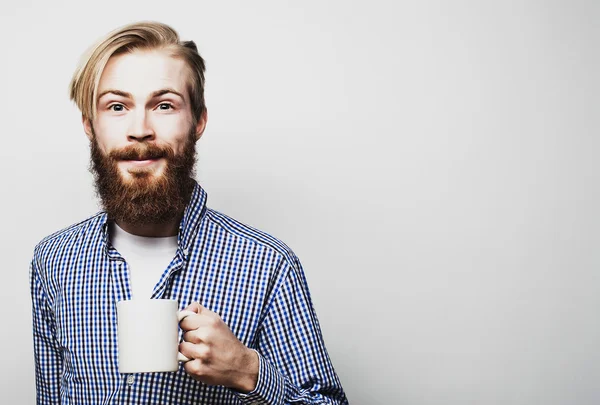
[183,302,206,314]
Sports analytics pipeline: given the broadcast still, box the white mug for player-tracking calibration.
[117,299,195,373]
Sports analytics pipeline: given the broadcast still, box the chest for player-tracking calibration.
[49,243,272,356]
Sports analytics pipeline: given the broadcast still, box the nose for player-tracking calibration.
[127,110,155,142]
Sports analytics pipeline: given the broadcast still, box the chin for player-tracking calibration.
[119,169,159,184]
[121,163,165,179]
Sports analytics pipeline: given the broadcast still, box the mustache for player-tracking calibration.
[108,143,173,161]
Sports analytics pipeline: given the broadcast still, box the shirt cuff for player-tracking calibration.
[235,349,285,405]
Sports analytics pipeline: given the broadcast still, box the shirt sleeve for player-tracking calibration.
[235,256,348,404]
[30,258,63,405]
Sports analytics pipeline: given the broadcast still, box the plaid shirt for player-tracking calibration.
[30,181,347,404]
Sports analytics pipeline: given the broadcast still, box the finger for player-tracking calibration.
[179,341,211,363]
[177,309,197,322]
[178,351,192,362]
[183,358,207,381]
[179,313,200,332]
[179,309,218,331]
[182,330,205,344]
[183,302,208,314]
[179,341,198,361]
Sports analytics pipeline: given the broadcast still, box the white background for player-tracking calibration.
[1,1,599,404]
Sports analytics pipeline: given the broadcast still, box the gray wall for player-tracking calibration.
[1,1,598,404]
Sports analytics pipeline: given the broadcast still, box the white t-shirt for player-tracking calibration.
[109,222,178,299]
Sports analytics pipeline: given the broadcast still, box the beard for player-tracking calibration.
[89,128,197,225]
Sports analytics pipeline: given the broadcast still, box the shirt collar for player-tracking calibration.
[177,180,208,252]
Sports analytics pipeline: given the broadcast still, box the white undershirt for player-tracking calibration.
[109,222,178,299]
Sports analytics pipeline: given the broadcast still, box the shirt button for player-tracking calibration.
[126,375,135,385]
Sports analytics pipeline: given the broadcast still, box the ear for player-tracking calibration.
[194,109,208,141]
[82,115,94,141]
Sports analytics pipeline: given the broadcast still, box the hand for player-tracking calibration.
[179,302,259,393]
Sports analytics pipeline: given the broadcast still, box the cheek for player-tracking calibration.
[93,120,129,151]
[93,136,118,156]
[169,136,192,156]
[154,124,193,153]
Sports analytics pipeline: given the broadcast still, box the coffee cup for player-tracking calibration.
[117,299,195,373]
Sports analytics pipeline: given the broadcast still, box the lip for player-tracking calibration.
[119,159,161,170]
[120,158,161,167]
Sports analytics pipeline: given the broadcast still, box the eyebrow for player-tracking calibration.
[97,88,185,102]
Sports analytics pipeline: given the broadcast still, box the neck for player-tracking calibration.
[115,215,182,237]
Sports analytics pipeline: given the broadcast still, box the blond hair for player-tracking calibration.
[69,21,206,123]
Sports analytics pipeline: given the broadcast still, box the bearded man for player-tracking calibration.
[30,21,347,405]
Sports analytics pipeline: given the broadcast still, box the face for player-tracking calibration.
[84,49,207,224]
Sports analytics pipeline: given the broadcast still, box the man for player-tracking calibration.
[30,21,348,404]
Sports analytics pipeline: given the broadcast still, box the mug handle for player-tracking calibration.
[177,310,197,362]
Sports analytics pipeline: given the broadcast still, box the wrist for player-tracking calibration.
[234,348,259,393]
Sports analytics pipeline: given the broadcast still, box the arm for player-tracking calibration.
[236,257,348,404]
[30,258,63,404]
[179,257,348,404]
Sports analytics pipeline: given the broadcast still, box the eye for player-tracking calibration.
[108,104,125,112]
[158,102,174,111]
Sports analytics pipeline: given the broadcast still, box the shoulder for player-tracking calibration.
[203,208,301,268]
[32,212,106,264]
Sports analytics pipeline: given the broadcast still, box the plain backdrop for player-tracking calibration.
[1,1,598,404]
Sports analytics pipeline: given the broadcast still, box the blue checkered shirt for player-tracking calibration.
[30,181,348,404]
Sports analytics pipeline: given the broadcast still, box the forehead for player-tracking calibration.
[98,49,190,100]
